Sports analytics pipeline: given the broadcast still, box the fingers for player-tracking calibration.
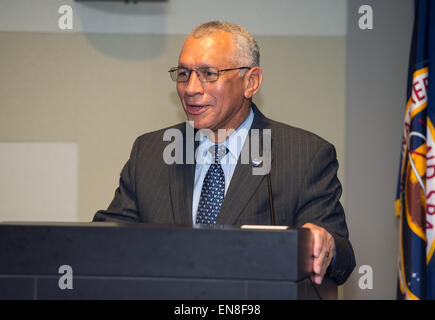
[312,245,329,284]
[313,247,331,284]
[302,223,335,285]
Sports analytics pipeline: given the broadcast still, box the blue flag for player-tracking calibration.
[396,0,435,300]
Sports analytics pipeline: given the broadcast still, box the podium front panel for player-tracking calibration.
[0,222,334,300]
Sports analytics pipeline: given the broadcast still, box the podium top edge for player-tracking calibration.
[0,221,300,232]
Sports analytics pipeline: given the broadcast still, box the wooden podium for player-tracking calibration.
[0,222,337,300]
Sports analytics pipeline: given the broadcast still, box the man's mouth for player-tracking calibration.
[185,104,210,115]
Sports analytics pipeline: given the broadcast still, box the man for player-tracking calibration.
[94,21,355,286]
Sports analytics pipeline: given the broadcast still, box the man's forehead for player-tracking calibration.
[178,31,234,67]
[187,30,233,46]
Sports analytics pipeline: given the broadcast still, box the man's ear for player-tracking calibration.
[243,66,263,99]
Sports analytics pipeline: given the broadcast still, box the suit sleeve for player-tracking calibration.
[92,137,141,223]
[294,142,356,285]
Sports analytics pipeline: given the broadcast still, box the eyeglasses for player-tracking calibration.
[168,66,251,83]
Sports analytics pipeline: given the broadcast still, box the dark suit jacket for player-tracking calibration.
[94,103,356,285]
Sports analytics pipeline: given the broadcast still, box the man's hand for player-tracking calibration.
[302,222,335,285]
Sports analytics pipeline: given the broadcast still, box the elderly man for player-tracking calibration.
[94,21,355,286]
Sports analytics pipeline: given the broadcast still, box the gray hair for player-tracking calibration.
[190,21,260,68]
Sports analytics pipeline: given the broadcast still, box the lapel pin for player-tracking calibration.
[251,159,263,167]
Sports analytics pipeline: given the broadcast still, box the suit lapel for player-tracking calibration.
[170,162,194,225]
[169,123,196,225]
[216,103,272,225]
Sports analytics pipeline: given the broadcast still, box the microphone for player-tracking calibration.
[252,148,275,225]
[267,170,276,225]
[265,149,276,225]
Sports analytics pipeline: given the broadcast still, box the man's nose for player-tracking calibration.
[185,71,204,95]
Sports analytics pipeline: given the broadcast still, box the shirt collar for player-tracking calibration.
[196,108,254,164]
[226,108,254,160]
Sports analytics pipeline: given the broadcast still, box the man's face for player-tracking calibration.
[177,30,250,133]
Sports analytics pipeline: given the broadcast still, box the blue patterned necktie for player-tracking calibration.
[195,144,228,224]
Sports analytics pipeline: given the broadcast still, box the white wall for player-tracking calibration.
[0,0,346,35]
[0,143,78,222]
[345,0,414,299]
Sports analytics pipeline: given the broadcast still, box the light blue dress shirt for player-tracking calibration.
[192,108,254,224]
